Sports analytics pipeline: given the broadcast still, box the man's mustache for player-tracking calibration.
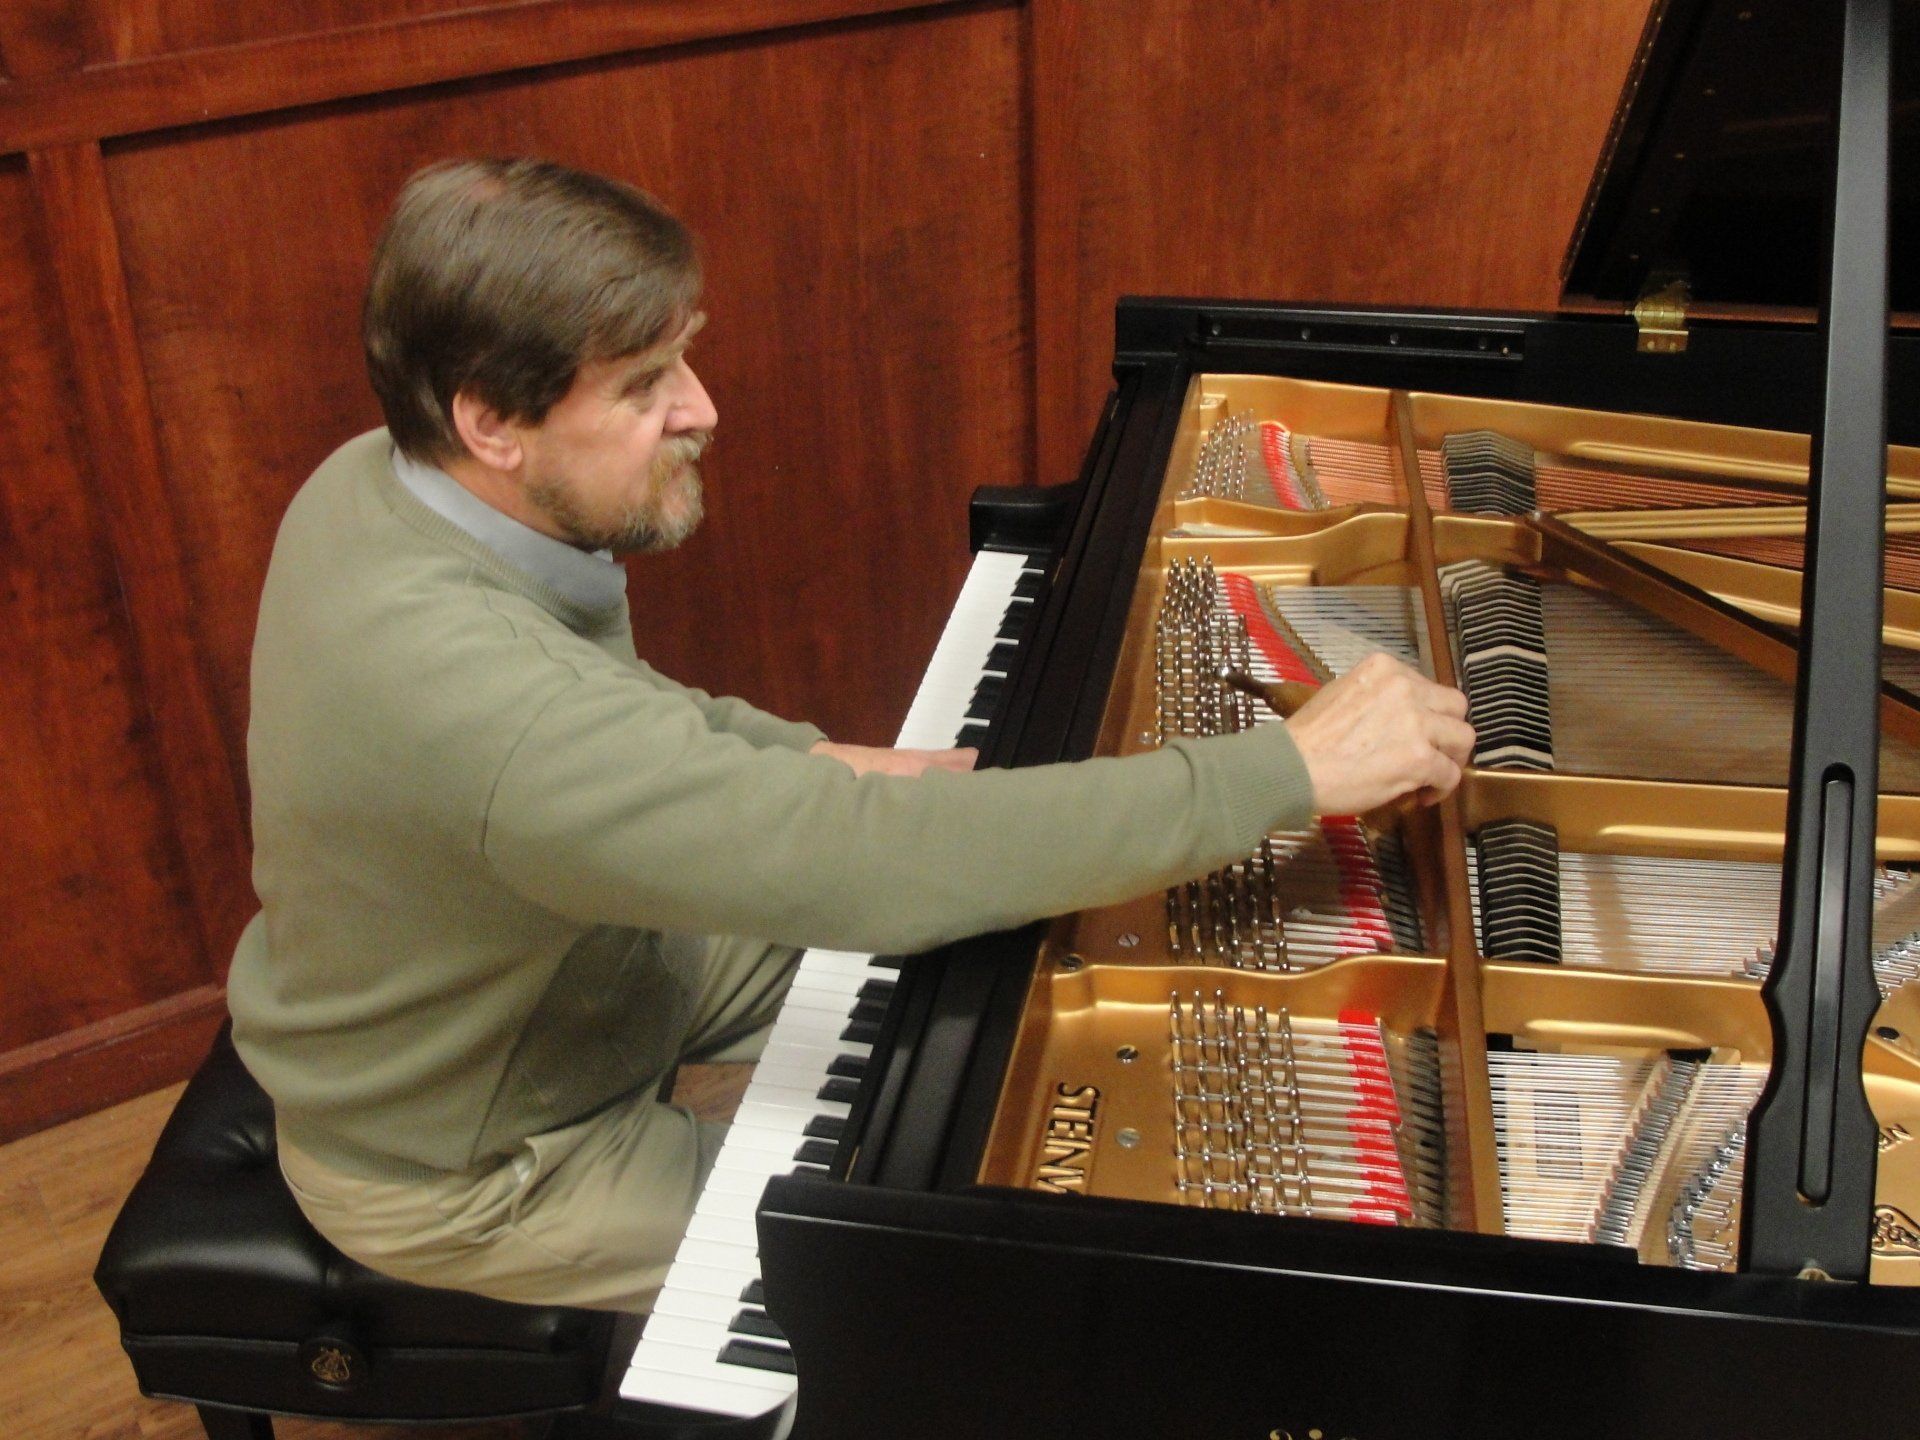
[663,431,713,465]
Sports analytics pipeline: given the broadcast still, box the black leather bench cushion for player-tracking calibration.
[94,1029,612,1420]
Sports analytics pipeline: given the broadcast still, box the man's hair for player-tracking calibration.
[364,158,701,463]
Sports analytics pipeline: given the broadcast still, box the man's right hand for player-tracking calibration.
[1283,653,1474,815]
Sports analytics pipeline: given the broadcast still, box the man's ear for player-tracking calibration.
[450,390,524,472]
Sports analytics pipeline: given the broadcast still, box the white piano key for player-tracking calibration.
[655,1256,762,1302]
[701,1165,786,1199]
[711,1145,804,1180]
[668,1233,758,1271]
[707,1125,819,1159]
[694,1186,763,1223]
[652,1285,782,1331]
[766,1001,858,1036]
[757,1036,859,1070]
[619,1362,791,1420]
[647,1312,792,1371]
[743,1061,844,1095]
[687,1210,764,1246]
[733,1096,848,1130]
[791,950,884,979]
[771,984,868,1015]
[784,966,891,997]
[732,1080,841,1113]
[621,1340,796,1402]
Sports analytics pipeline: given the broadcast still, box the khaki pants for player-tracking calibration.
[278,935,798,1313]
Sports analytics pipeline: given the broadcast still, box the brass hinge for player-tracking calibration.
[1632,274,1689,354]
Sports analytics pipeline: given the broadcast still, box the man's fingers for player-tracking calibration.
[1422,682,1469,720]
[1423,751,1464,802]
[925,747,978,773]
[1424,713,1476,768]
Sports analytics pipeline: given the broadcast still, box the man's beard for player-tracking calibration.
[528,433,709,555]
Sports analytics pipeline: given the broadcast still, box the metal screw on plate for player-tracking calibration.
[1059,953,1083,972]
[1878,1026,1903,1042]
[1118,932,1140,949]
[1117,1127,1142,1149]
[1117,1045,1139,1063]
[1138,730,1157,746]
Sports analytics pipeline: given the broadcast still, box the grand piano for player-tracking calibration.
[614,2,1920,1435]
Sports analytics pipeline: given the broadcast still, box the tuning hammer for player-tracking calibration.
[1216,666,1320,718]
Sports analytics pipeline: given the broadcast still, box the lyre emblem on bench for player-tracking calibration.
[308,1345,355,1386]
[305,1351,359,1390]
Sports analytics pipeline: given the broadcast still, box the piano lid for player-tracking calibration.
[1562,0,1919,312]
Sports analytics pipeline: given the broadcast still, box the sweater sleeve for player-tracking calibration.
[627,657,825,751]
[482,670,1314,955]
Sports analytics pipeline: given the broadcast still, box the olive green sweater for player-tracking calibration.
[227,430,1314,1179]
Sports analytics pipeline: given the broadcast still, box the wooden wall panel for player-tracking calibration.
[33,0,465,68]
[105,2,1027,753]
[0,0,91,79]
[1028,0,1655,485]
[0,157,206,1051]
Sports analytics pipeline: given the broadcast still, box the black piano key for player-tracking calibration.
[868,954,903,970]
[985,642,1021,675]
[729,1308,787,1342]
[856,977,896,1004]
[740,1279,766,1306]
[827,1053,867,1080]
[718,1340,796,1375]
[794,1137,838,1166]
[955,722,991,748]
[965,684,1002,721]
[1012,570,1044,598]
[848,998,889,1026]
[995,609,1028,641]
[804,1114,846,1142]
[818,1076,861,1105]
[841,1017,881,1044]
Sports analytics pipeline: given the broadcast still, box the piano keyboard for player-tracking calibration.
[618,545,1042,1427]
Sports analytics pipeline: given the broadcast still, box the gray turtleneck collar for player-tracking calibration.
[390,448,628,616]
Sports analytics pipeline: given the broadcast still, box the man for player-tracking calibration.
[228,158,1472,1314]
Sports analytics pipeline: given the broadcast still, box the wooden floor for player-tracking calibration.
[2,1064,752,1440]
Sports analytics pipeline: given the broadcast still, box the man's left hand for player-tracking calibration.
[810,741,978,778]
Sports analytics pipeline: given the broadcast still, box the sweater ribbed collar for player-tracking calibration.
[386,447,629,631]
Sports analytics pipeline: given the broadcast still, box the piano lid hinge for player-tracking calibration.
[1631,272,1690,354]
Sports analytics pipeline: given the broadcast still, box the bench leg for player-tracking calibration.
[195,1404,273,1439]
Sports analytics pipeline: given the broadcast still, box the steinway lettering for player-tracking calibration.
[1033,1083,1101,1192]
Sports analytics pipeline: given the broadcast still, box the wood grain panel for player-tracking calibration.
[0,157,209,1061]
[28,142,253,959]
[1028,0,1655,487]
[106,2,1028,752]
[0,0,959,151]
[0,0,93,79]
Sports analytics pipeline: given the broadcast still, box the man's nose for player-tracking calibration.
[671,364,719,434]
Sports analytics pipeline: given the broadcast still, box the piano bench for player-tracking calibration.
[92,1026,617,1440]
